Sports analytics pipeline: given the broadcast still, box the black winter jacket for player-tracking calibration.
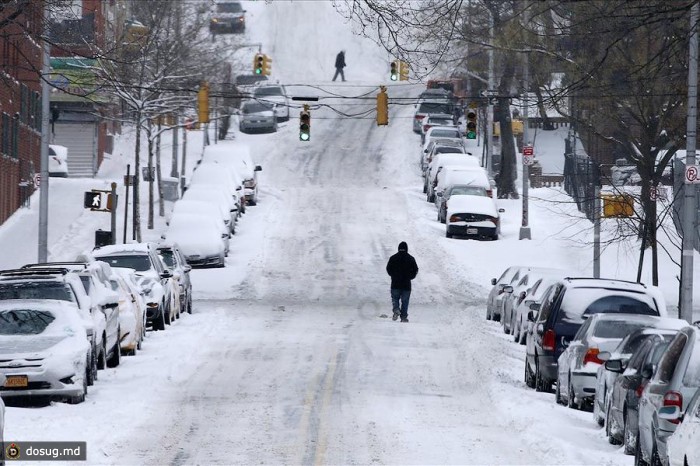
[335,52,346,69]
[386,251,418,291]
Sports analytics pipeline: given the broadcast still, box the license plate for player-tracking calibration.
[466,228,478,235]
[4,375,28,388]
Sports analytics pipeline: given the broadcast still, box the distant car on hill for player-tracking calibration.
[210,1,246,34]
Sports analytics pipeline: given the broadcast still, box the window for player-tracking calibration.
[95,255,152,272]
[0,309,55,335]
[0,282,74,302]
[537,283,562,323]
[682,335,700,387]
[593,320,649,339]
[11,116,18,158]
[656,332,688,384]
[1,113,9,155]
[558,288,658,325]
[20,84,28,123]
[627,338,655,371]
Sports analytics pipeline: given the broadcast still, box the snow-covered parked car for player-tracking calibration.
[108,270,146,356]
[0,300,91,404]
[253,85,290,121]
[170,198,232,246]
[183,184,239,229]
[48,144,69,177]
[92,243,175,331]
[432,166,491,204]
[445,193,502,240]
[665,386,700,466]
[157,243,193,315]
[557,314,673,411]
[201,144,262,206]
[162,215,227,268]
[436,183,486,224]
[189,162,245,214]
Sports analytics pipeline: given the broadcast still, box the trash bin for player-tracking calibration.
[95,229,113,248]
[162,177,180,202]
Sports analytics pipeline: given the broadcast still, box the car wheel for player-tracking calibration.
[519,328,527,345]
[567,378,579,410]
[486,305,492,321]
[137,329,143,351]
[154,308,166,331]
[503,314,510,334]
[525,360,535,389]
[535,359,549,392]
[623,409,636,455]
[164,305,172,326]
[67,369,87,405]
[513,321,520,342]
[651,442,663,466]
[593,392,604,427]
[423,183,427,194]
[87,345,97,386]
[107,334,121,368]
[97,340,107,370]
[446,230,453,238]
[635,432,650,466]
[440,211,446,224]
[606,397,622,444]
[555,377,563,404]
[428,193,435,203]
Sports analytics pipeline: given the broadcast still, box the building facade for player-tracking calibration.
[0,1,43,225]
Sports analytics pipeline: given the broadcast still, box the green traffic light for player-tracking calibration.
[255,68,262,75]
[390,74,398,81]
[466,131,476,139]
[300,131,310,141]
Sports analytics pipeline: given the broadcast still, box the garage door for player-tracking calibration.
[52,122,97,177]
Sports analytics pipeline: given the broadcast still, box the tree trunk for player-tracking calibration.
[147,121,154,230]
[496,56,518,199]
[534,85,554,130]
[156,121,165,217]
[133,114,142,242]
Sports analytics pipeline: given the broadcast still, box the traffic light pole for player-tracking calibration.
[519,49,531,240]
[681,2,699,323]
[38,3,51,262]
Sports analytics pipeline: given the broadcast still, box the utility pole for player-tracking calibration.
[681,1,699,323]
[38,3,51,262]
[519,30,531,240]
[593,184,601,278]
[171,116,179,178]
[181,123,187,196]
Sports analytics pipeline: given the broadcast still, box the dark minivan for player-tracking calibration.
[524,278,664,393]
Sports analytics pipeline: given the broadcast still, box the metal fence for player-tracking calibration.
[563,139,600,222]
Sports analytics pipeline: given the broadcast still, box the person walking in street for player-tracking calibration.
[386,241,419,322]
[332,50,346,82]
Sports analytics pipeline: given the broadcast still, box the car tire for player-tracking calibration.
[107,336,121,368]
[525,360,535,389]
[428,194,435,203]
[164,305,172,326]
[486,305,492,321]
[154,309,166,331]
[555,378,563,404]
[635,433,650,466]
[423,183,427,194]
[97,340,107,370]
[593,393,604,427]
[67,371,87,405]
[535,359,549,392]
[606,397,622,444]
[623,409,636,455]
[446,230,453,238]
[567,378,579,410]
[87,345,97,386]
[651,442,663,466]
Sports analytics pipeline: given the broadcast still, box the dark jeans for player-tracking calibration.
[391,288,411,319]
[332,67,345,81]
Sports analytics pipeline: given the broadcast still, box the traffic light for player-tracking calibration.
[263,55,272,76]
[376,86,388,126]
[466,107,477,139]
[197,81,209,124]
[390,60,398,81]
[254,53,264,75]
[399,60,409,81]
[299,105,310,141]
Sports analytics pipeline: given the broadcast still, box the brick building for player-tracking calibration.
[0,1,44,225]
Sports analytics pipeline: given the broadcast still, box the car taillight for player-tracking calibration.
[423,125,430,132]
[583,348,603,365]
[635,381,647,398]
[663,391,683,424]
[449,214,462,223]
[487,189,493,198]
[542,329,556,351]
[488,216,499,226]
[415,115,425,120]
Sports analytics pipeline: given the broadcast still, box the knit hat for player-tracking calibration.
[398,241,408,252]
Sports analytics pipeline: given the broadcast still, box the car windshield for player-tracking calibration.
[435,147,463,154]
[0,309,55,335]
[593,320,650,339]
[0,282,74,302]
[430,130,461,139]
[559,288,658,324]
[216,3,242,13]
[255,87,283,96]
[450,186,487,196]
[159,250,176,268]
[682,335,700,387]
[96,255,151,272]
[430,118,454,125]
[243,102,272,114]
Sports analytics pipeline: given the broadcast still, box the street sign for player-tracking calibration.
[650,186,659,201]
[685,165,700,184]
[523,154,534,166]
[523,146,534,156]
[32,173,41,187]
[480,89,498,98]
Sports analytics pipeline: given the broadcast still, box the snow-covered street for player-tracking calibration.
[5,1,700,465]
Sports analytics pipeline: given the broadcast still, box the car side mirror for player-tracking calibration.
[604,358,624,373]
[436,192,443,197]
[160,270,173,279]
[503,285,513,294]
[255,165,262,171]
[184,265,192,273]
[529,302,540,311]
[640,363,654,379]
[658,405,683,423]
[527,311,534,322]
[519,291,526,300]
[598,351,612,362]
[498,208,505,213]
